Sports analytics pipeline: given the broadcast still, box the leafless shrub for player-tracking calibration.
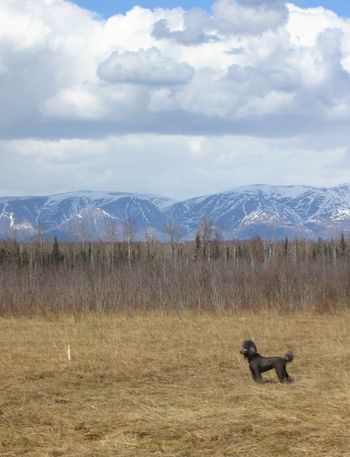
[0,236,349,315]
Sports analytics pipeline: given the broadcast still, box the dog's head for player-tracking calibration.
[240,340,257,359]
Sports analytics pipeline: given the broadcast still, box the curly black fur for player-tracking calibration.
[240,340,294,383]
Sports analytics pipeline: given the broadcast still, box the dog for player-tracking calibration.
[240,340,293,383]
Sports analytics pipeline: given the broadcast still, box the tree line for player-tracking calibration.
[0,230,349,315]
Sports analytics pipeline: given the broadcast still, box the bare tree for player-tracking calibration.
[165,220,182,260]
[123,218,134,268]
[145,227,157,260]
[198,216,215,262]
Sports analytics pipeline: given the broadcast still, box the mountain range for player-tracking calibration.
[1,184,350,241]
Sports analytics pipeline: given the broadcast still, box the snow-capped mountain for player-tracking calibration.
[1,185,350,241]
[165,184,350,239]
[0,191,172,241]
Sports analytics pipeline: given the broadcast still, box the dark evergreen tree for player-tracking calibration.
[194,233,201,260]
[52,237,63,264]
[340,233,346,257]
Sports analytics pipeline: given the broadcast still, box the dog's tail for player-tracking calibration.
[284,351,294,363]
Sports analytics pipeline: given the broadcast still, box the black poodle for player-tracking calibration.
[240,340,294,383]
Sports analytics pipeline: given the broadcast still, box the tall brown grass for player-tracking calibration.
[2,238,350,455]
[1,312,350,456]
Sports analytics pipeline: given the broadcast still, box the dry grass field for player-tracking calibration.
[1,311,350,457]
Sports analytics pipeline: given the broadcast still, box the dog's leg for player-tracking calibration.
[250,366,263,382]
[249,366,257,381]
[275,364,285,383]
[284,369,293,383]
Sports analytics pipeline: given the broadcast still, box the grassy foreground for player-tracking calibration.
[1,312,350,457]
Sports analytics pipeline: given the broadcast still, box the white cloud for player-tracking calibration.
[43,86,108,120]
[153,0,288,45]
[0,0,349,139]
[0,0,350,196]
[0,135,347,199]
[213,0,288,36]
[331,148,350,169]
[152,8,215,45]
[98,47,194,86]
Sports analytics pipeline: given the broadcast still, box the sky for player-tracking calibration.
[1,0,350,199]
[73,1,350,18]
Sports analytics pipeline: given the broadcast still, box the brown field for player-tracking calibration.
[1,311,350,457]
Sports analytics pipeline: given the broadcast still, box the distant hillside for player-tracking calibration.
[1,184,350,241]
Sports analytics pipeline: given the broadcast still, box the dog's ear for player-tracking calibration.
[243,340,257,351]
[247,345,256,357]
[242,340,255,349]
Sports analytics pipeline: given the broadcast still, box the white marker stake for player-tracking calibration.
[67,345,72,361]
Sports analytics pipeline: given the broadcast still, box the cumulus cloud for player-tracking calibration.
[153,0,288,46]
[0,0,103,138]
[0,0,349,142]
[212,0,288,36]
[152,8,215,45]
[98,47,194,86]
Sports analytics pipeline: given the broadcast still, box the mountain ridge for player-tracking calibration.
[1,184,350,241]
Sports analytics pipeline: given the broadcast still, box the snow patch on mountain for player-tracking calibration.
[1,184,350,241]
